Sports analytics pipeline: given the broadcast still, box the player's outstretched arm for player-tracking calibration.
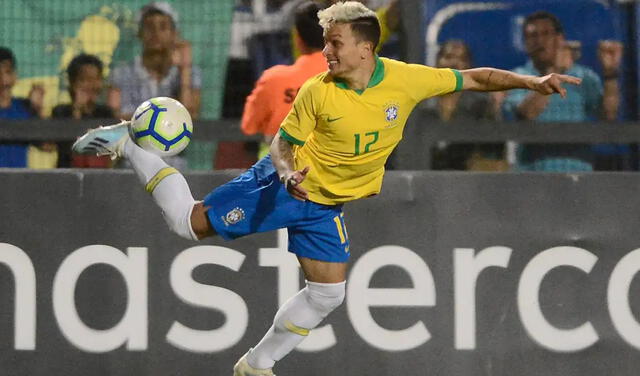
[460,68,582,98]
[270,131,310,201]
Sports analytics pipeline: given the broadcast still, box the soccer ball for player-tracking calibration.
[129,97,193,157]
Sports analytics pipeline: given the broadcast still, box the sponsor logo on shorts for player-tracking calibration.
[222,207,245,226]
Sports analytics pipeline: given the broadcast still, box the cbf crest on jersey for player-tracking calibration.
[222,207,245,226]
[383,102,400,127]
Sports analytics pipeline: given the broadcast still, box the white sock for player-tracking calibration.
[247,281,346,369]
[123,139,198,240]
[124,138,171,184]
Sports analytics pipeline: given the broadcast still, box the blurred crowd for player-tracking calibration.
[0,0,630,172]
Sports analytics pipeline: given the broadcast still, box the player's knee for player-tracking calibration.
[163,199,199,241]
[305,280,346,316]
[190,202,216,240]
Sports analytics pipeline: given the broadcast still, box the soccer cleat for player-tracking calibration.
[72,120,131,160]
[233,350,275,376]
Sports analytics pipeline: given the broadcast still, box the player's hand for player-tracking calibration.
[282,166,310,201]
[532,73,582,98]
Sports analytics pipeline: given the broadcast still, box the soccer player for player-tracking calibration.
[73,2,581,375]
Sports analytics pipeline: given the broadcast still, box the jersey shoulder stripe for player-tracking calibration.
[280,128,305,146]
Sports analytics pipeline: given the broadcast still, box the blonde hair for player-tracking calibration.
[317,1,377,30]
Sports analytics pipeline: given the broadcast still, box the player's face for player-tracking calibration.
[0,60,16,93]
[323,23,372,78]
[524,19,563,69]
[139,13,176,52]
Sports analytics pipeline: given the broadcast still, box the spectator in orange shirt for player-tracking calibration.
[240,1,326,159]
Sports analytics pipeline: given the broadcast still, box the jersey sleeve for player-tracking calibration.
[279,78,320,146]
[404,65,462,102]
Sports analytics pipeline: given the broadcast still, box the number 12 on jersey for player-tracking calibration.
[354,131,379,155]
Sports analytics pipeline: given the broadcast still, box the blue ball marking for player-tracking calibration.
[133,101,191,151]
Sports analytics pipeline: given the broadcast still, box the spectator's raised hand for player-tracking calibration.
[532,73,582,98]
[553,43,575,74]
[71,86,93,119]
[28,83,45,117]
[172,39,193,69]
[598,40,623,77]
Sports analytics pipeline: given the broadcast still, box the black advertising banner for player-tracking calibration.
[1,170,640,376]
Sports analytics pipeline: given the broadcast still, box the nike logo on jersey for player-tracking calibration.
[327,116,343,123]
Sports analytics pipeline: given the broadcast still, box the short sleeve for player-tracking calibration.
[404,65,461,102]
[279,78,319,146]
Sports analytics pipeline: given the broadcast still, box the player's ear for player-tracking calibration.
[358,41,370,59]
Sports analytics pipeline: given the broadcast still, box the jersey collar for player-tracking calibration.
[335,55,384,94]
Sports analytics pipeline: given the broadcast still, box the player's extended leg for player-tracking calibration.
[233,258,347,376]
[72,121,215,240]
[123,138,216,240]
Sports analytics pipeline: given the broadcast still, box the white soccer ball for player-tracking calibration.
[129,97,193,157]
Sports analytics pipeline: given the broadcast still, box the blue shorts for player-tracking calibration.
[203,155,350,263]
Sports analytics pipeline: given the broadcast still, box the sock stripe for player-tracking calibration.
[145,167,179,193]
[284,320,310,336]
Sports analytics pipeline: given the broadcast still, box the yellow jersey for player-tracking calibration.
[280,56,462,205]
